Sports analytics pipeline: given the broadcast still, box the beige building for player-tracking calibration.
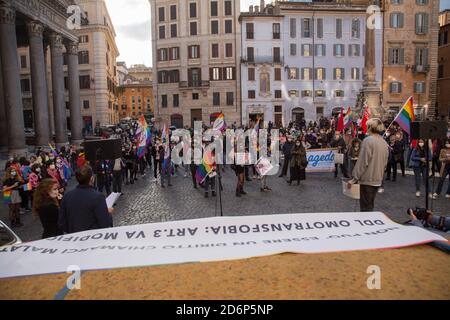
[382,0,439,119]
[75,0,120,131]
[149,0,242,128]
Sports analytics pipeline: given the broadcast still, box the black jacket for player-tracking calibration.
[282,141,294,159]
[58,185,112,234]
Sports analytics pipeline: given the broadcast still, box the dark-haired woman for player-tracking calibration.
[288,140,308,186]
[33,179,63,239]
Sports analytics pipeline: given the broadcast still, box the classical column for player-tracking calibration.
[49,32,68,148]
[0,56,8,153]
[0,3,27,156]
[27,21,51,147]
[65,41,83,145]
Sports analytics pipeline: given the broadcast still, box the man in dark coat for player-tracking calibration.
[58,165,113,234]
[279,136,294,177]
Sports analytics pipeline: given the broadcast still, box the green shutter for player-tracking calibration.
[399,48,405,64]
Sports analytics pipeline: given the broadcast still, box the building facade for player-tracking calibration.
[0,0,84,154]
[150,0,242,128]
[437,10,450,118]
[382,0,439,119]
[118,64,154,120]
[75,0,120,130]
[240,0,382,126]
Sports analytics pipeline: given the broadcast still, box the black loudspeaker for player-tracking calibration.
[411,121,447,140]
[84,139,122,161]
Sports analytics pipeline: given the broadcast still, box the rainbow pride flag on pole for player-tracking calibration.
[135,115,149,159]
[344,107,353,128]
[393,96,415,135]
[195,150,215,184]
[212,112,227,132]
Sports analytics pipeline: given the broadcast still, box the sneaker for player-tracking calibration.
[432,193,438,199]
[378,187,384,194]
[416,191,421,197]
[264,187,272,191]
[445,194,450,199]
[260,188,266,192]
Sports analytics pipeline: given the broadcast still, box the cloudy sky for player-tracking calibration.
[105,0,450,68]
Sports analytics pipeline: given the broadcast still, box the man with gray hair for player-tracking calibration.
[348,118,389,212]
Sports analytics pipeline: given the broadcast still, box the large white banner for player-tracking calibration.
[306,148,337,173]
[0,212,446,279]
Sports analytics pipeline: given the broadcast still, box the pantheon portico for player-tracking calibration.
[0,0,83,156]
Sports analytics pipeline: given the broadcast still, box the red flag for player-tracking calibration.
[361,107,370,134]
[337,108,344,132]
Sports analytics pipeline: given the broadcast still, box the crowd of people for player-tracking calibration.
[2,115,449,239]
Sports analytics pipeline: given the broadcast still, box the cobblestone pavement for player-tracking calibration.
[1,165,449,242]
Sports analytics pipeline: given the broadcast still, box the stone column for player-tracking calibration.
[0,55,9,153]
[27,21,51,147]
[0,3,27,156]
[49,32,68,148]
[66,41,83,145]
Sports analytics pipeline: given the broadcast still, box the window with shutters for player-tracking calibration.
[225,20,232,34]
[213,92,220,106]
[317,18,323,39]
[170,47,179,60]
[188,68,201,86]
[247,47,254,62]
[302,44,311,57]
[288,68,299,80]
[188,45,200,59]
[315,44,326,57]
[303,18,311,38]
[248,90,255,99]
[274,68,281,81]
[248,68,255,81]
[260,72,270,94]
[389,48,404,65]
[20,55,27,69]
[316,68,326,80]
[226,43,232,58]
[226,92,234,106]
[335,90,344,97]
[390,82,402,93]
[224,67,234,80]
[302,68,312,80]
[170,5,176,20]
[349,44,360,57]
[173,94,179,108]
[211,20,219,34]
[415,13,428,35]
[78,51,89,64]
[211,67,221,81]
[170,24,177,37]
[246,23,254,39]
[351,19,360,38]
[211,1,218,16]
[275,90,282,99]
[159,26,165,39]
[351,67,360,80]
[334,68,345,80]
[79,75,90,89]
[190,22,197,36]
[225,1,232,16]
[289,90,298,97]
[290,44,297,56]
[334,44,345,57]
[414,82,425,93]
[416,0,428,5]
[161,95,167,108]
[415,48,428,66]
[302,90,312,97]
[190,3,197,18]
[158,7,165,22]
[273,23,281,39]
[336,19,342,39]
[212,44,219,58]
[390,12,404,28]
[79,35,89,43]
[273,47,281,63]
[290,18,296,38]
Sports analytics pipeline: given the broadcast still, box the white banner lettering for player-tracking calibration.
[306,148,337,173]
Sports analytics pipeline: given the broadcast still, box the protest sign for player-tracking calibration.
[305,148,337,172]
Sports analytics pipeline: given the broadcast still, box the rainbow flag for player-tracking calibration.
[393,96,415,135]
[23,182,33,192]
[213,112,227,132]
[195,150,215,184]
[344,107,353,128]
[3,190,11,204]
[135,115,149,159]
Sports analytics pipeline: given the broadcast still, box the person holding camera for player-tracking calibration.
[348,118,389,212]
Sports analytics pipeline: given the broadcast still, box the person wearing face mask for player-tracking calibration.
[33,179,63,238]
[278,136,294,178]
[28,164,43,206]
[2,167,23,227]
[386,132,405,181]
[409,139,430,197]
[330,131,349,179]
[288,139,308,186]
[348,138,362,174]
[58,165,113,234]
[432,139,450,199]
[46,160,63,190]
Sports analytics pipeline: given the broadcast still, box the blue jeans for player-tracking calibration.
[413,166,427,192]
[435,164,450,195]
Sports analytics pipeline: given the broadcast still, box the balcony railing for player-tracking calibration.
[413,64,430,73]
[241,56,284,65]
